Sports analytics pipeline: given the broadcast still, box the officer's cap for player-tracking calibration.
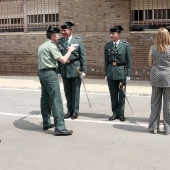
[110,25,124,33]
[47,25,60,33]
[61,22,74,29]
[165,26,170,32]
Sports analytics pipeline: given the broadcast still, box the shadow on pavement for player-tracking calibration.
[126,117,149,124]
[29,110,41,115]
[79,112,110,119]
[13,116,54,135]
[112,124,148,133]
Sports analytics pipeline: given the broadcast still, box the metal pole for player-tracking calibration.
[23,0,28,33]
[82,79,91,108]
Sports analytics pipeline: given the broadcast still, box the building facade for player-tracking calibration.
[0,0,169,80]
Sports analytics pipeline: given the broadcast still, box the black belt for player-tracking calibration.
[66,58,80,64]
[109,61,126,66]
[39,68,56,71]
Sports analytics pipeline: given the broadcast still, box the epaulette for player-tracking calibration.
[123,41,129,44]
[105,41,112,46]
[74,36,81,39]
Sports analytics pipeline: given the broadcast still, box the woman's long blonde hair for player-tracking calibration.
[156,27,170,52]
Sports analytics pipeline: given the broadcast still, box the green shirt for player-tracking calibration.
[38,39,62,70]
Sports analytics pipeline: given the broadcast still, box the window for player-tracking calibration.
[131,0,170,30]
[0,0,59,32]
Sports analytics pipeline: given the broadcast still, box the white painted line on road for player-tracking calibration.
[0,87,40,92]
[0,111,158,128]
[80,92,151,97]
[0,87,150,97]
[0,112,41,118]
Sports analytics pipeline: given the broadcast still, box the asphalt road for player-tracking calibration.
[0,87,170,170]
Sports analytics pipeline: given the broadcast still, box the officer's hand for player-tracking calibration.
[80,72,86,79]
[126,77,130,81]
[68,45,76,52]
[58,74,62,81]
[105,76,107,81]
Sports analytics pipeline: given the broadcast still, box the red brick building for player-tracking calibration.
[0,0,169,80]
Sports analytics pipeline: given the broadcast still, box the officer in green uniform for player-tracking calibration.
[56,22,87,120]
[104,25,132,122]
[38,25,76,135]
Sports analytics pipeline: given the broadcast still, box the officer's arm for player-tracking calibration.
[125,44,132,77]
[56,60,61,74]
[104,45,108,76]
[55,43,61,73]
[57,46,75,64]
[79,40,87,73]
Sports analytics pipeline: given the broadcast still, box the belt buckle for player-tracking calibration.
[112,62,117,66]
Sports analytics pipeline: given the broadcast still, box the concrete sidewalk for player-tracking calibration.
[0,75,152,96]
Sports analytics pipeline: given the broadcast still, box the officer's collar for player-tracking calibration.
[67,34,73,42]
[113,39,120,45]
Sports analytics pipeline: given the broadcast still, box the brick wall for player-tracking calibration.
[127,32,156,80]
[0,32,45,75]
[0,0,157,80]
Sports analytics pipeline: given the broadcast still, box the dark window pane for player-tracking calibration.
[163,9,166,19]
[158,9,161,19]
[148,10,152,19]
[154,9,158,19]
[168,9,170,19]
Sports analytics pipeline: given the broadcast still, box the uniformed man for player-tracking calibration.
[104,25,132,122]
[38,25,76,135]
[56,22,87,120]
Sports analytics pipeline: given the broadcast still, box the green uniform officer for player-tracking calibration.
[56,22,87,120]
[38,25,75,136]
[104,25,132,122]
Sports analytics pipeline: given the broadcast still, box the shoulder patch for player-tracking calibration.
[123,41,129,44]
[105,41,112,46]
[74,36,81,39]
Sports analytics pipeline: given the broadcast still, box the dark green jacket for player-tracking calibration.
[56,35,87,78]
[104,40,132,80]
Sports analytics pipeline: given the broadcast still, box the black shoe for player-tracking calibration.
[64,112,72,119]
[55,129,73,136]
[71,112,78,119]
[109,115,119,121]
[43,124,54,131]
[119,116,125,122]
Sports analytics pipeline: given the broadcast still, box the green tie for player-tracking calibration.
[114,43,117,49]
[65,38,68,46]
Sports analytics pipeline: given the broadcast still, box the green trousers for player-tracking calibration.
[108,80,125,117]
[39,70,66,131]
[62,76,81,114]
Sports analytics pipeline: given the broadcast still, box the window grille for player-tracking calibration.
[0,0,59,32]
[130,0,170,30]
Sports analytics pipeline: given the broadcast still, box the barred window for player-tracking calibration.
[130,0,170,31]
[0,0,59,32]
